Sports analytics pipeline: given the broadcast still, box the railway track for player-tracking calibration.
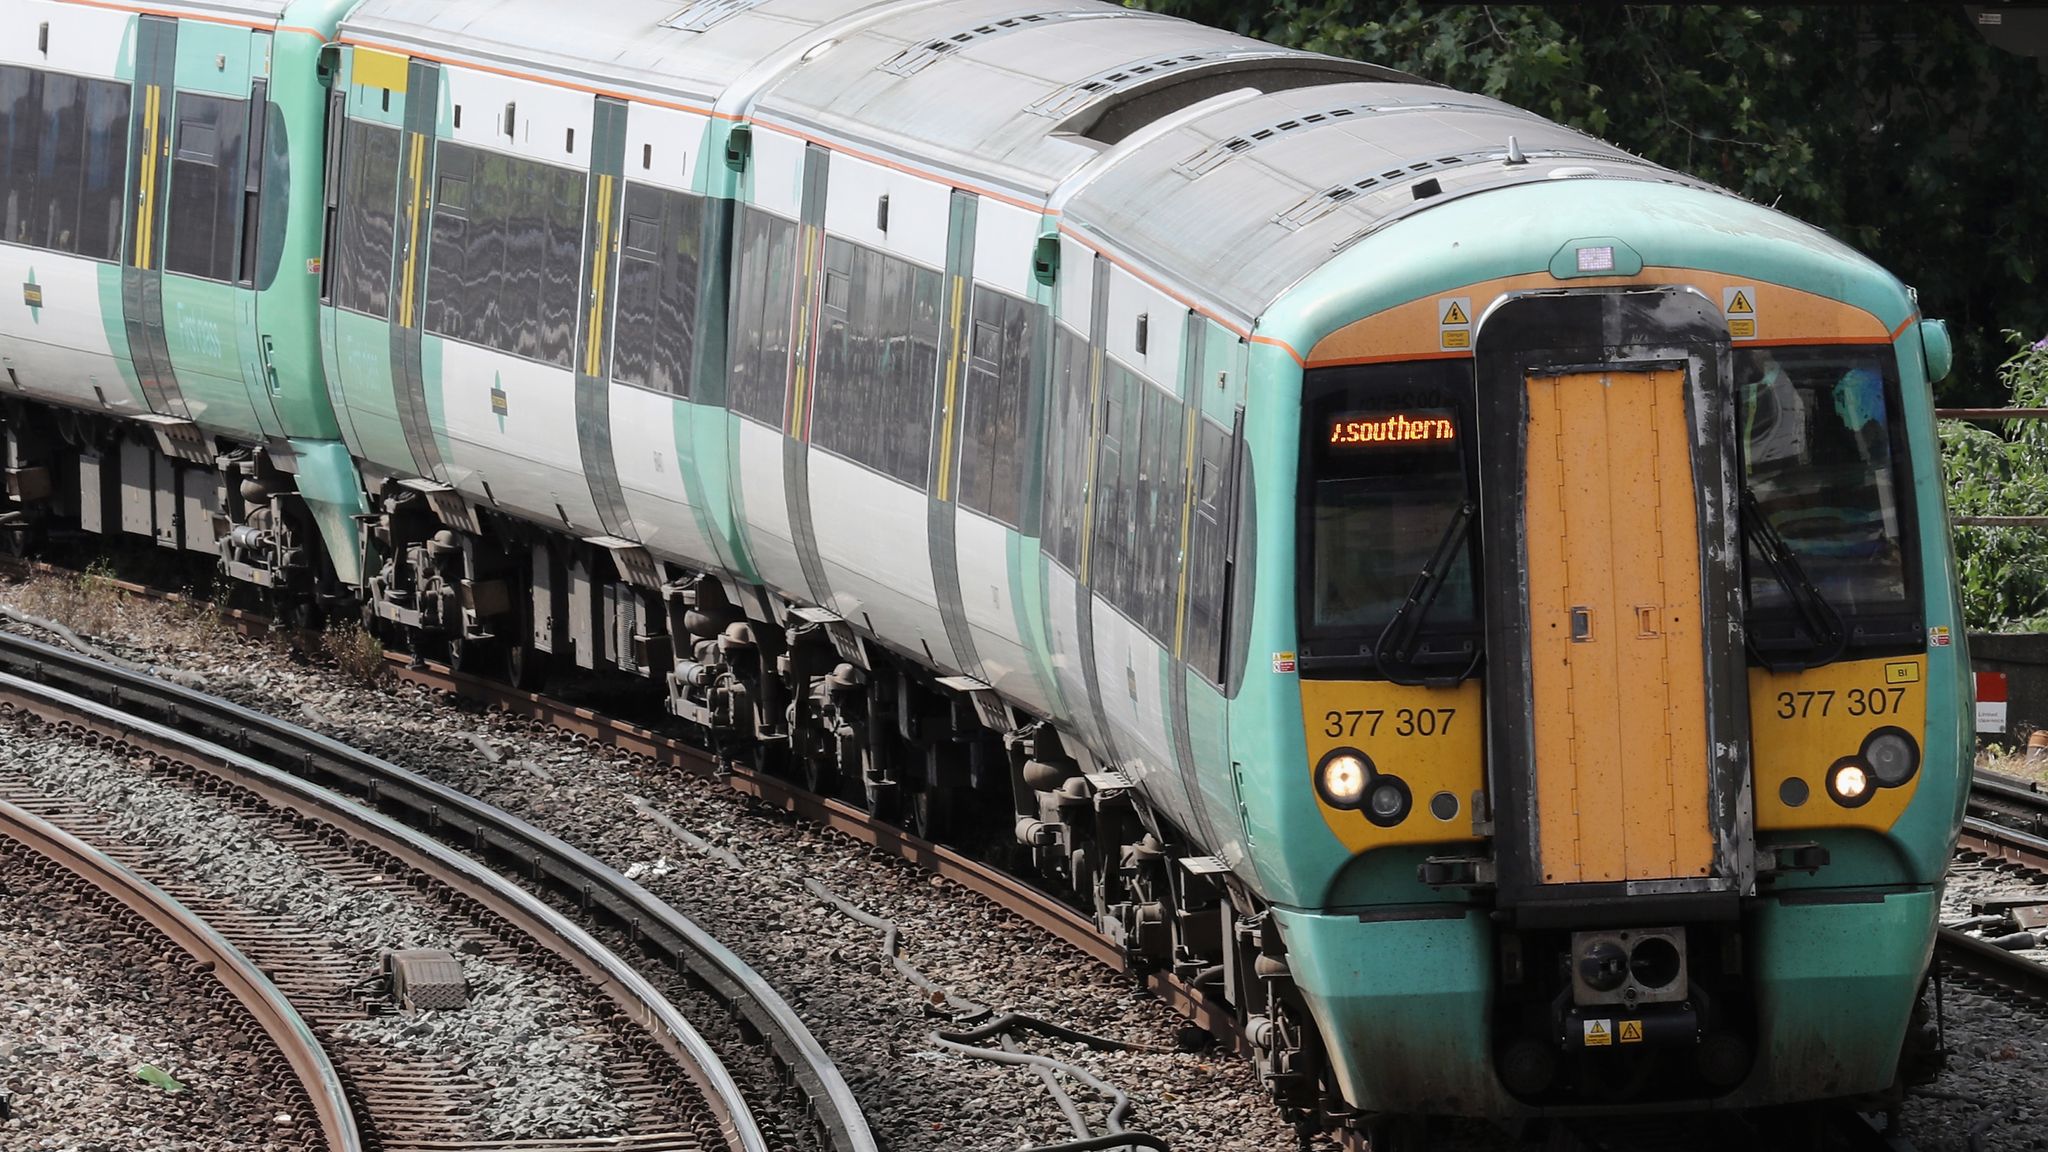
[1947,766,2048,1005]
[0,795,360,1152]
[0,628,874,1152]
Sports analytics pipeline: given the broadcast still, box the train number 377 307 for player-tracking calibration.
[1323,708,1457,738]
[1773,687,1907,720]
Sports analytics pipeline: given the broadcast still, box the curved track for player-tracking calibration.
[0,796,362,1152]
[0,630,873,1152]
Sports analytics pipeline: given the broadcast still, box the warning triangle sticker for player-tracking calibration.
[1726,291,1754,315]
[1441,300,1469,325]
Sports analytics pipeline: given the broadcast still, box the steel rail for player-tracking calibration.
[0,796,362,1152]
[0,629,874,1152]
[1935,925,2048,1004]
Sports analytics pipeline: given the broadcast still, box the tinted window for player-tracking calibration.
[1298,360,1478,669]
[958,287,1039,527]
[0,66,128,262]
[613,181,702,395]
[1041,324,1091,570]
[1184,416,1235,682]
[163,92,247,281]
[1737,346,1916,632]
[811,236,941,488]
[424,141,584,367]
[333,118,399,318]
[728,204,797,425]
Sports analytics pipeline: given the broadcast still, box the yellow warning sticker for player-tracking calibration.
[1723,286,1758,341]
[1885,662,1922,685]
[1438,296,1472,352]
[1583,1019,1612,1047]
[1619,1019,1644,1044]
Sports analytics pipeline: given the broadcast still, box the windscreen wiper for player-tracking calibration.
[1739,488,1848,671]
[1374,501,1481,687]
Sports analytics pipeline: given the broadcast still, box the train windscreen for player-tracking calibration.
[1298,360,1479,673]
[1737,345,1919,648]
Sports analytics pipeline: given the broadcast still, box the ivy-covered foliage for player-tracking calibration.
[1135,2,2048,404]
[1942,337,2048,632]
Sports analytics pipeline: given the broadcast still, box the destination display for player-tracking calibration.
[1325,409,1459,448]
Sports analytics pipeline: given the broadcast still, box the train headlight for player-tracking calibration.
[1861,727,1920,787]
[1316,750,1371,809]
[1364,775,1413,827]
[1827,758,1873,807]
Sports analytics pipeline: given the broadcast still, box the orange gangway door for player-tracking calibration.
[1523,367,1714,885]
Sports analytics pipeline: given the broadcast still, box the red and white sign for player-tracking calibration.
[1977,670,2009,734]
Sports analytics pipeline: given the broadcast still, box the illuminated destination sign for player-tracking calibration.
[1325,409,1458,448]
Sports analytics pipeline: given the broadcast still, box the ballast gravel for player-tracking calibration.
[0,710,633,1141]
[0,843,299,1152]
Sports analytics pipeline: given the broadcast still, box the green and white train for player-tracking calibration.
[0,0,1972,1134]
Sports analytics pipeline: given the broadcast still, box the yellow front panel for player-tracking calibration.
[1301,679,1485,851]
[1526,370,1713,884]
[1752,655,1927,830]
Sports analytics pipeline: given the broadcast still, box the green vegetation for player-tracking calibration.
[1138,2,2047,403]
[1942,337,2048,632]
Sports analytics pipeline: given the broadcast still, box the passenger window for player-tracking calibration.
[0,65,130,263]
[957,287,1040,527]
[1041,324,1092,570]
[333,119,400,318]
[163,92,248,281]
[727,204,797,426]
[423,141,585,367]
[811,236,941,489]
[612,182,703,397]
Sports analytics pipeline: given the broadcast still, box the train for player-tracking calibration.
[0,0,1972,1140]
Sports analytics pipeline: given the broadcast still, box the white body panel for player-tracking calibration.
[1089,597,1196,829]
[1105,265,1183,390]
[442,65,595,168]
[434,339,600,531]
[610,383,720,570]
[954,506,1051,714]
[623,103,710,194]
[749,128,807,219]
[0,250,140,414]
[807,448,945,661]
[972,198,1042,300]
[1044,563,1099,747]
[734,415,803,596]
[0,1,129,77]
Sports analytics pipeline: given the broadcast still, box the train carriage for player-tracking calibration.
[0,0,1972,1136]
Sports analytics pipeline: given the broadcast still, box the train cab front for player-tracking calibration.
[1265,235,1963,1123]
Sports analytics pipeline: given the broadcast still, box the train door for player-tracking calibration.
[121,14,186,419]
[1522,366,1712,885]
[1473,286,1753,910]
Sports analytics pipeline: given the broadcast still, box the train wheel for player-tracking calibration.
[907,783,950,841]
[800,750,836,795]
[448,636,496,676]
[502,643,548,691]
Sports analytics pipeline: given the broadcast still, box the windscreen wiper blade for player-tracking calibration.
[1740,488,1848,671]
[1374,501,1481,687]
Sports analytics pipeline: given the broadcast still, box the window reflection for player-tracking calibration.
[1737,347,1908,614]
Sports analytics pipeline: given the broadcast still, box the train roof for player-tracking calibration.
[338,0,1727,323]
